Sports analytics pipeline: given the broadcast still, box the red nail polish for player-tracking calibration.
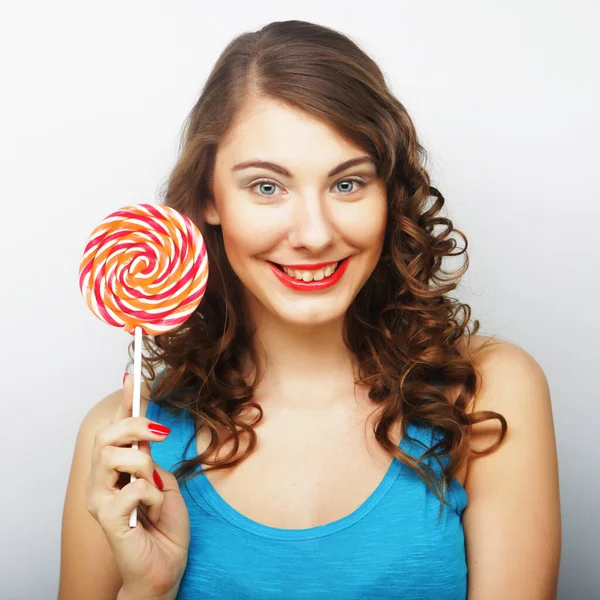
[148,423,171,436]
[153,469,164,491]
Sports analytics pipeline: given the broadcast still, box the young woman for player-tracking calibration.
[59,20,561,600]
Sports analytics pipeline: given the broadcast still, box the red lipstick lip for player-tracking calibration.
[268,256,351,291]
[273,260,340,270]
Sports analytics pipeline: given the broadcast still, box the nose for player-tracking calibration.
[288,193,335,252]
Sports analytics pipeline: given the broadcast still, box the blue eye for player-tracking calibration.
[335,179,362,194]
[255,181,278,196]
[250,177,365,197]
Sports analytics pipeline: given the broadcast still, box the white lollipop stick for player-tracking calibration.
[128,325,143,528]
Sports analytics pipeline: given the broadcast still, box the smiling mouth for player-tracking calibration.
[267,260,342,282]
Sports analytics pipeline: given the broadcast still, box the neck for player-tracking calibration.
[242,312,367,413]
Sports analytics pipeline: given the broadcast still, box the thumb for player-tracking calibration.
[153,463,179,492]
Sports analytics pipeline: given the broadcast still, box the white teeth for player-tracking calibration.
[282,262,339,282]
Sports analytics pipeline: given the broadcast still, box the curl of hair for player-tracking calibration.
[130,20,507,523]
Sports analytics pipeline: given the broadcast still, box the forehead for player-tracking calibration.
[217,96,366,167]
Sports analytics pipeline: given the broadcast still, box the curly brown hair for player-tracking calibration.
[132,19,507,521]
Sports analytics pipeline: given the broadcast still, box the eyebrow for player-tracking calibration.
[231,156,375,178]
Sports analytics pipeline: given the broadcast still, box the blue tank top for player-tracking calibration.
[147,395,468,599]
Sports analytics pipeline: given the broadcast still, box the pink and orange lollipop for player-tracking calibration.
[79,203,208,336]
[79,203,209,526]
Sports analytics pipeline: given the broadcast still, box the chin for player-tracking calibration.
[271,301,348,328]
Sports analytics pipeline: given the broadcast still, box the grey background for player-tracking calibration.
[1,1,598,598]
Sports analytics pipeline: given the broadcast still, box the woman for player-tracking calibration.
[59,20,561,600]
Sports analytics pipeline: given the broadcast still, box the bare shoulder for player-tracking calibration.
[462,334,552,452]
[459,334,561,598]
[84,376,153,426]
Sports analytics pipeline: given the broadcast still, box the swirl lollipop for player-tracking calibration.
[79,203,209,526]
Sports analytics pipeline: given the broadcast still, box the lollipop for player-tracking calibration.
[79,203,209,527]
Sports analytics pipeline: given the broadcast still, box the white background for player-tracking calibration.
[1,1,598,598]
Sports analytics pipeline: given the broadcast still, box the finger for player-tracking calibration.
[99,477,164,539]
[138,439,152,458]
[99,446,158,491]
[137,502,158,527]
[96,416,171,451]
[152,463,177,495]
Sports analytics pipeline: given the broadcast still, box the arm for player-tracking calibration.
[58,383,151,600]
[463,340,561,600]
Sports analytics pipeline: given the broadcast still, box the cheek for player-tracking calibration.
[220,210,283,258]
[337,201,387,249]
[367,199,388,246]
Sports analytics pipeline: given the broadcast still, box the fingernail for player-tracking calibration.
[153,469,164,491]
[123,372,128,385]
[148,423,171,436]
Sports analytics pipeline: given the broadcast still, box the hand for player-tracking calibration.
[85,374,191,598]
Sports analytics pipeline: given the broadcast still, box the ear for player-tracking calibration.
[202,198,221,226]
